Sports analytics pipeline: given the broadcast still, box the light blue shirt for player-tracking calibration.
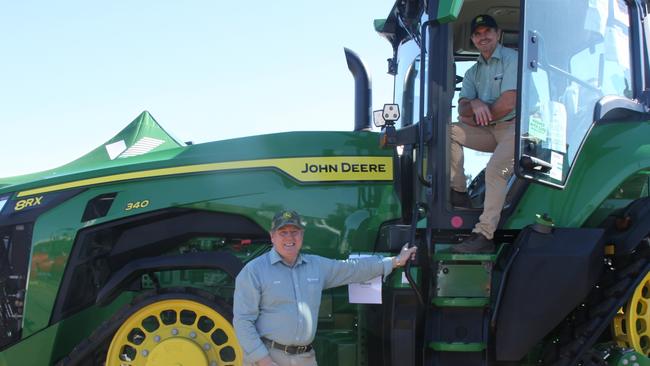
[233,248,394,363]
[459,44,519,123]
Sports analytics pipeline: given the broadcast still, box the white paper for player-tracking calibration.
[605,26,630,68]
[348,254,382,304]
[585,0,608,35]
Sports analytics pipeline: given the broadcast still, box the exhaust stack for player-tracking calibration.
[344,48,372,131]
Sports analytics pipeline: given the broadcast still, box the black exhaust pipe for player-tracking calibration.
[344,48,372,131]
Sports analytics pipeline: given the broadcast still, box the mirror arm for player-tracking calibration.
[380,123,419,147]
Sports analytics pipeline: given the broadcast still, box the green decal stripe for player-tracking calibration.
[17,156,393,197]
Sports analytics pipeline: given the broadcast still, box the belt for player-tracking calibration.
[488,118,515,126]
[262,337,313,355]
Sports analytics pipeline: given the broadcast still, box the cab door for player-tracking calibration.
[515,0,634,188]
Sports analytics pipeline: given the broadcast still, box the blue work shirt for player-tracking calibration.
[459,44,519,123]
[233,247,394,363]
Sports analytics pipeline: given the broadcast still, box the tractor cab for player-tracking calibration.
[375,0,524,237]
[376,0,641,235]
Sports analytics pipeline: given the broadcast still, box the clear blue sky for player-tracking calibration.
[0,1,396,178]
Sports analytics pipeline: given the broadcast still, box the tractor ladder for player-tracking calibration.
[425,243,502,366]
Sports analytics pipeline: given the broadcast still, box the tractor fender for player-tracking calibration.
[95,251,243,307]
[605,197,650,255]
[495,226,604,361]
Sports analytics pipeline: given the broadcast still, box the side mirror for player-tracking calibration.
[373,104,400,128]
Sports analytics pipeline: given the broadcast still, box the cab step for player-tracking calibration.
[426,300,490,366]
[429,341,486,352]
[432,297,489,308]
[433,243,503,262]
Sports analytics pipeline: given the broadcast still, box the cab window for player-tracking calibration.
[394,39,425,128]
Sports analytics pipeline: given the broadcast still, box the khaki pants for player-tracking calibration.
[450,120,515,240]
[244,348,318,366]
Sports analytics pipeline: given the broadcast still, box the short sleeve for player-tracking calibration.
[500,49,518,93]
[459,65,478,101]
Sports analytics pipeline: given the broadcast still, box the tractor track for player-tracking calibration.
[55,300,130,366]
[55,288,233,366]
[543,237,650,366]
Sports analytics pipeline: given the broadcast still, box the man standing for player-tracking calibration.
[450,14,518,253]
[233,209,417,366]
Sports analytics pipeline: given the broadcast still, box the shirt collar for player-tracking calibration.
[269,247,308,267]
[478,44,503,64]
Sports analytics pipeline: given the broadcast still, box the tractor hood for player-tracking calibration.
[0,111,185,189]
[0,112,389,200]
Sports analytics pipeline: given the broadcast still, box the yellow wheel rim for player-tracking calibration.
[612,271,650,356]
[105,299,242,366]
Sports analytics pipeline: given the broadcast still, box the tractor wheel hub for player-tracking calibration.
[147,338,207,366]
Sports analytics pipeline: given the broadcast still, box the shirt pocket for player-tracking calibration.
[306,280,321,299]
[261,273,294,306]
[491,73,504,98]
[303,267,322,299]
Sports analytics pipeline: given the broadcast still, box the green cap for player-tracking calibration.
[271,210,304,231]
[470,14,498,33]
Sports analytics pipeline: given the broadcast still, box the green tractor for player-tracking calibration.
[1,0,650,365]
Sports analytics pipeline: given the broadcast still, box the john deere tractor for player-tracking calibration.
[0,0,649,365]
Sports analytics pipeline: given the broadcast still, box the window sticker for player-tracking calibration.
[549,151,564,181]
[528,114,548,141]
[549,101,567,153]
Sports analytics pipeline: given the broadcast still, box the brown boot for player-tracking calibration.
[452,233,495,253]
[451,189,472,208]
